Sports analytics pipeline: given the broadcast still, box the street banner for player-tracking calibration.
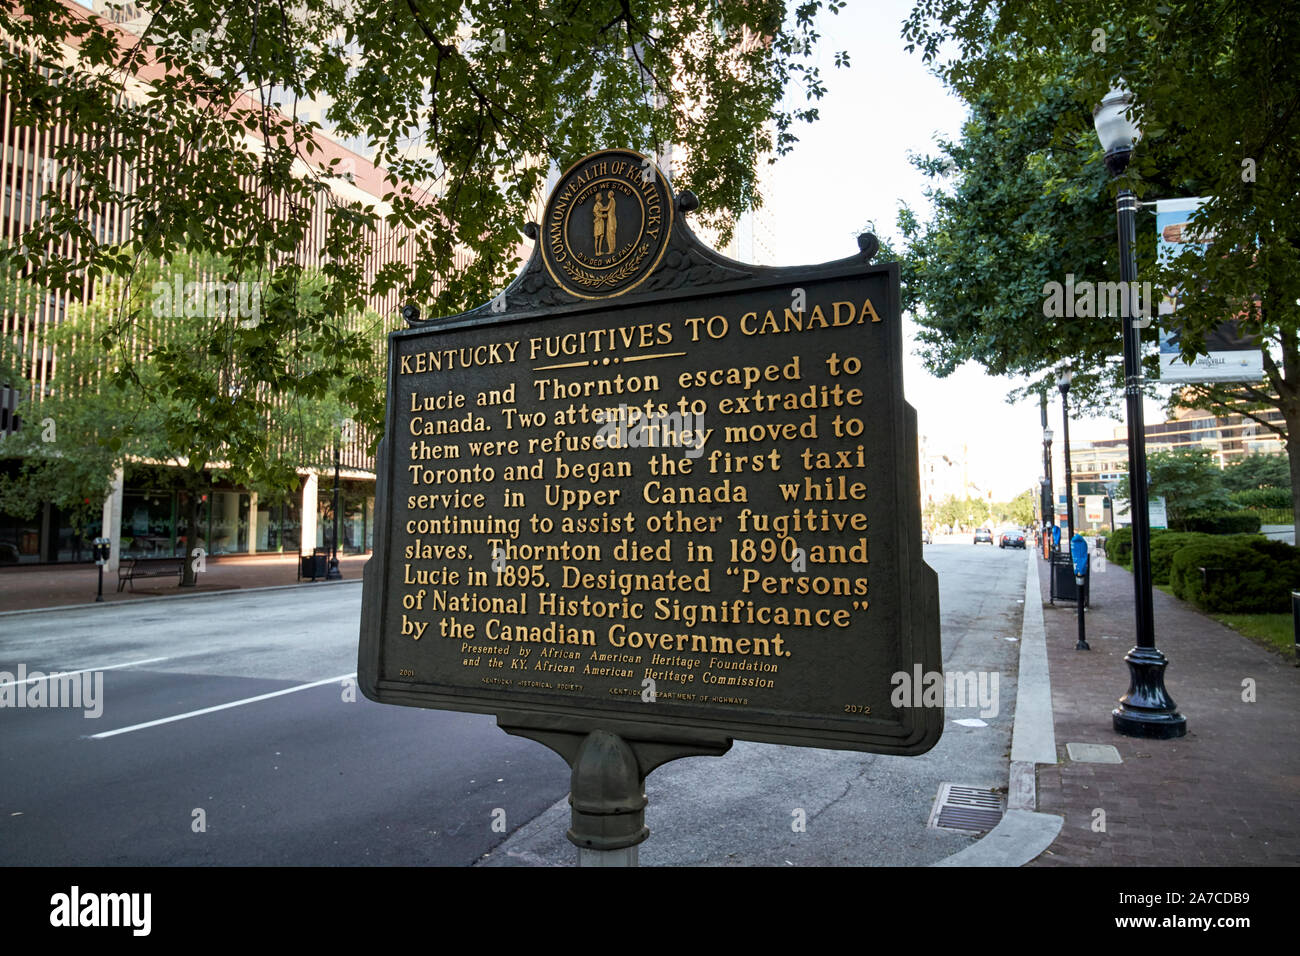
[1155,197,1262,383]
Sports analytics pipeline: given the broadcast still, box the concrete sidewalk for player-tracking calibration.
[1028,549,1300,866]
[0,553,369,613]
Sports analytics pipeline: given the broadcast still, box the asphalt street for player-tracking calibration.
[1,541,1028,866]
[482,540,1029,866]
[0,584,571,865]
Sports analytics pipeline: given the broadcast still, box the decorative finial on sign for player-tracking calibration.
[401,303,421,325]
[857,232,879,262]
[523,222,539,240]
[678,190,699,213]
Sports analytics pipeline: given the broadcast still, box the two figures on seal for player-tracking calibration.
[592,190,619,255]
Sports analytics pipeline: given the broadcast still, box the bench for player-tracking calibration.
[117,557,186,592]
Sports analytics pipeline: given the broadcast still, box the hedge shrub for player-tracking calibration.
[1169,538,1300,613]
[1251,538,1300,586]
[1231,487,1292,510]
[1178,511,1261,534]
[1104,526,1133,566]
[1148,532,1215,585]
[1105,526,1179,570]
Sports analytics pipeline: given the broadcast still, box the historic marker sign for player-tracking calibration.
[359,150,942,755]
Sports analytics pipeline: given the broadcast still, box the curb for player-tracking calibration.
[931,809,1063,867]
[931,547,1063,866]
[0,577,364,618]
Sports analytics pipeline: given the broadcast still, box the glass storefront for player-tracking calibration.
[53,505,93,562]
[1,466,370,564]
[317,479,373,555]
[203,491,250,556]
[256,496,301,553]
[123,486,301,558]
[0,510,40,564]
[122,490,180,558]
[0,503,91,564]
[0,460,94,564]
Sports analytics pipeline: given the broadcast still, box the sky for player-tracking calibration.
[758,0,1157,502]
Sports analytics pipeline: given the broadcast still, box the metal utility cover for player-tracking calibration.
[928,784,1006,833]
[1066,742,1123,764]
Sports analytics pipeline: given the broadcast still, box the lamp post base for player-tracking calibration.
[1112,645,1186,738]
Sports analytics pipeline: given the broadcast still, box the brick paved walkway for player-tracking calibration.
[0,553,369,613]
[1029,550,1300,866]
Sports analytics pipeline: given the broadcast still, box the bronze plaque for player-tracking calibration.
[359,150,941,755]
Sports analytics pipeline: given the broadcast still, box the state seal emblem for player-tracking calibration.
[541,149,675,300]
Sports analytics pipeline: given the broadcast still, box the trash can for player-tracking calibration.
[1050,551,1088,606]
[299,549,327,581]
[1051,553,1077,602]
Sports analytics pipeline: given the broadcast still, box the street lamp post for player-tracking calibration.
[1057,365,1075,541]
[1093,84,1185,738]
[1038,475,1048,549]
[326,427,342,580]
[1044,426,1055,553]
[1040,394,1054,555]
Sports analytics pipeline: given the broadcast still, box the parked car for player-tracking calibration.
[974,527,994,545]
[999,528,1027,549]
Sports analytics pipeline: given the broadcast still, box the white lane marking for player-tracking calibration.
[0,656,170,688]
[91,672,358,739]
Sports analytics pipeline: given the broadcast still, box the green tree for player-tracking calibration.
[898,0,1300,532]
[934,494,989,532]
[0,252,372,577]
[896,83,1123,417]
[999,488,1039,528]
[1222,452,1291,493]
[1116,448,1234,530]
[1,0,848,458]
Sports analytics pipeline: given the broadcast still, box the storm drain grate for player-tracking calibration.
[927,783,1005,833]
